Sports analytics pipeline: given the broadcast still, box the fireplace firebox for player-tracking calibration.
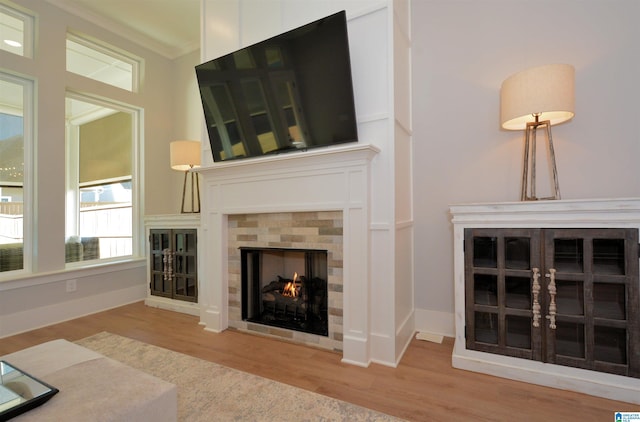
[241,247,328,336]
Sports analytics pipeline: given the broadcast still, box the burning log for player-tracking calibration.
[282,272,300,297]
[262,273,308,316]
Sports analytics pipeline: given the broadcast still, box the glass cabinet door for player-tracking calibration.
[149,229,172,298]
[544,229,639,378]
[149,228,198,303]
[172,229,198,302]
[465,228,542,360]
[465,227,639,379]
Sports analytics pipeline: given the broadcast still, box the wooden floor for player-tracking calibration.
[0,302,635,421]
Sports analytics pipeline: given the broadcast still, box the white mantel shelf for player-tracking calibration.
[450,197,640,404]
[196,143,380,174]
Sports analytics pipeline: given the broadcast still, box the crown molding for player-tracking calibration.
[44,0,198,59]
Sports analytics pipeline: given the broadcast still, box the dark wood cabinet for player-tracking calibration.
[149,228,198,302]
[465,227,639,378]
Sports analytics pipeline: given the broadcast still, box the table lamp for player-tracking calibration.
[170,140,201,213]
[500,64,575,201]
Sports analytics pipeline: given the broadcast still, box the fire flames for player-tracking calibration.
[282,272,299,298]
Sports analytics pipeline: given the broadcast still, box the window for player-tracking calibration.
[2,6,145,276]
[66,33,139,92]
[0,73,33,273]
[0,3,34,57]
[65,94,137,263]
[64,33,142,264]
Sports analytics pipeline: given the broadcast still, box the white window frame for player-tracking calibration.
[0,2,35,58]
[0,71,34,276]
[66,32,141,93]
[64,90,142,265]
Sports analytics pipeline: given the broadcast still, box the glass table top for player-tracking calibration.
[0,360,59,420]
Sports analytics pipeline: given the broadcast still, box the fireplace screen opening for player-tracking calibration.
[241,247,328,336]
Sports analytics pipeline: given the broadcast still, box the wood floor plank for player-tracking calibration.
[0,301,635,421]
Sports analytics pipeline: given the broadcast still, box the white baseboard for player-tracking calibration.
[0,284,146,338]
[414,308,455,338]
[144,296,199,316]
[453,348,640,405]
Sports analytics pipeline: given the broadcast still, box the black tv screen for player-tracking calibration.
[195,11,358,162]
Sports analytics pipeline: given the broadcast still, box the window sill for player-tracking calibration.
[0,257,146,291]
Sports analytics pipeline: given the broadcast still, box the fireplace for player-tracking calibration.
[241,247,328,336]
[196,144,379,365]
[228,211,342,350]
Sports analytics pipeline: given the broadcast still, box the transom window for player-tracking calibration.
[0,3,34,57]
[66,33,139,92]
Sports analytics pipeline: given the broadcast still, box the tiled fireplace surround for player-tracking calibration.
[197,144,379,366]
[227,212,343,351]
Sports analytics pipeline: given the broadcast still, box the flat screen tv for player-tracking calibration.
[195,11,358,162]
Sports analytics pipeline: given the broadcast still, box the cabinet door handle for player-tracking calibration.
[532,268,541,327]
[162,248,174,281]
[545,268,557,329]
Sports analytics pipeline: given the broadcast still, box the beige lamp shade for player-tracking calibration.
[170,140,201,171]
[500,64,575,130]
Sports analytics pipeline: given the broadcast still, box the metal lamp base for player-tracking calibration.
[180,169,200,213]
[521,120,561,201]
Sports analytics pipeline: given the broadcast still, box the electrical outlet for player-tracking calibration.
[66,279,77,292]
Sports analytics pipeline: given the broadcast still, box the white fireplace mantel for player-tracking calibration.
[195,143,379,366]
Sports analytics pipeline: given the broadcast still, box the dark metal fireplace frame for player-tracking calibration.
[240,247,328,336]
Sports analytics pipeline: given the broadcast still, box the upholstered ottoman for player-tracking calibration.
[1,339,177,421]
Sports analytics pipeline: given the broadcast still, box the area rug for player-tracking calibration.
[76,332,403,422]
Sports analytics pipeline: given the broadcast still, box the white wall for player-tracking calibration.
[159,50,202,215]
[0,0,196,337]
[146,51,202,215]
[392,0,414,360]
[412,0,640,336]
[171,50,202,151]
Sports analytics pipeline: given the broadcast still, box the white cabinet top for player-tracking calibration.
[450,198,640,227]
[144,214,201,228]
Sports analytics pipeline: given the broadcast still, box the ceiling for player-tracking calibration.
[45,0,200,59]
